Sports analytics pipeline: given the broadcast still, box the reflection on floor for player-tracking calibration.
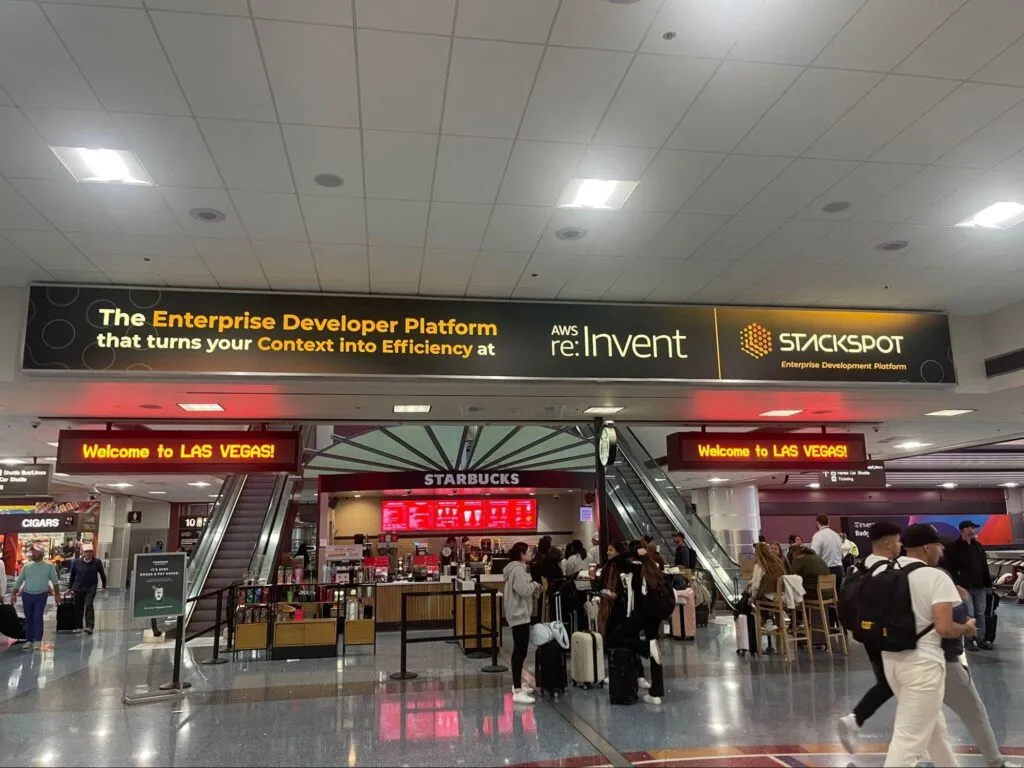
[0,595,1021,766]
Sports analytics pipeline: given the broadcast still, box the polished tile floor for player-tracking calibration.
[0,594,1021,767]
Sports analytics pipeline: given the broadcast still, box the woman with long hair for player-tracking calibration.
[751,541,787,601]
[768,541,790,574]
[503,542,540,704]
[608,547,668,704]
[598,541,629,638]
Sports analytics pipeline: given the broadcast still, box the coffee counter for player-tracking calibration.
[374,576,503,628]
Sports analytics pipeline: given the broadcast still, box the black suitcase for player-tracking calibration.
[0,603,25,639]
[608,647,639,705]
[985,592,999,644]
[696,604,710,628]
[534,641,567,696]
[56,594,76,632]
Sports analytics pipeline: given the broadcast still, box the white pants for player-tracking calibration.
[883,654,958,768]
[1013,574,1024,598]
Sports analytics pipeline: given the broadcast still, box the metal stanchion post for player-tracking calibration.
[446,576,459,644]
[481,587,507,674]
[226,586,236,651]
[202,590,229,665]
[466,579,489,660]
[159,616,193,691]
[389,592,418,680]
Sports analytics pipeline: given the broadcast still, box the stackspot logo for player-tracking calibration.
[740,323,773,360]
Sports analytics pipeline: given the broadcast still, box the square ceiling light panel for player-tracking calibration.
[956,202,1024,230]
[557,179,637,210]
[50,147,154,186]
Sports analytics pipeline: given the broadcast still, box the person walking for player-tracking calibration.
[881,524,976,768]
[10,545,60,652]
[810,514,845,591]
[503,542,541,705]
[944,520,994,651]
[68,544,107,635]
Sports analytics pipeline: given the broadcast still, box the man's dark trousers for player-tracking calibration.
[73,588,97,631]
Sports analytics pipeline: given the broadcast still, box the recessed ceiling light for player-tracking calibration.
[0,458,24,466]
[47,442,58,448]
[894,441,932,450]
[925,409,975,417]
[708,477,727,483]
[555,226,588,241]
[874,240,908,252]
[584,406,624,415]
[821,201,851,213]
[940,482,957,489]
[188,481,212,488]
[50,146,153,185]
[393,404,431,414]
[54,472,69,478]
[148,491,167,495]
[557,179,637,210]
[107,483,133,489]
[314,173,344,188]
[1000,482,1018,488]
[808,482,820,489]
[189,207,226,223]
[956,201,1024,230]
[177,403,224,412]
[759,409,803,417]
[354,494,361,499]
[38,457,57,462]
[208,494,219,498]
[886,483,892,487]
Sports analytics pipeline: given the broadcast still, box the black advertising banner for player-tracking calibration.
[23,285,955,384]
[0,513,77,534]
[131,552,187,620]
[0,466,51,496]
[667,432,868,472]
[818,463,887,489]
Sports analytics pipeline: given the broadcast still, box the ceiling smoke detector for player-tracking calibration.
[189,207,226,223]
[314,173,344,188]
[875,240,908,252]
[555,226,588,241]
[821,201,851,213]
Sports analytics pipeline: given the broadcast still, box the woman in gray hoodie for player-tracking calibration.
[503,542,540,704]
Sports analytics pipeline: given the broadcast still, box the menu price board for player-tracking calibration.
[380,498,538,532]
[667,432,868,472]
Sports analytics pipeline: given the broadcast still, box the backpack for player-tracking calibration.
[841,559,934,652]
[643,578,676,621]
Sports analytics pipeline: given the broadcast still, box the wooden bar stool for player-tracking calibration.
[753,577,812,661]
[805,574,848,656]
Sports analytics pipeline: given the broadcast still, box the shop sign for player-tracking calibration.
[0,466,51,496]
[324,544,363,561]
[130,552,187,620]
[817,463,887,489]
[23,286,955,385]
[319,470,594,494]
[56,429,301,474]
[0,513,77,533]
[667,432,868,472]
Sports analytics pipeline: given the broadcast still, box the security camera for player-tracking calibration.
[553,494,560,500]
[31,421,40,429]
[872,426,880,433]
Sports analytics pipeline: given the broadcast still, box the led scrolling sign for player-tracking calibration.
[666,432,869,472]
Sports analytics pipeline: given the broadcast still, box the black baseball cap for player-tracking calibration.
[867,521,902,541]
[958,520,980,531]
[903,523,942,548]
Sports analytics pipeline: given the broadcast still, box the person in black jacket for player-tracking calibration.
[671,532,697,570]
[943,521,994,651]
[68,545,107,635]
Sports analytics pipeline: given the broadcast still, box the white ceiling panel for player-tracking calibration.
[425,203,491,251]
[144,0,248,15]
[362,130,437,201]
[257,21,358,128]
[607,258,686,300]
[251,241,315,281]
[198,118,294,193]
[813,0,962,72]
[365,199,429,247]
[230,190,307,241]
[22,107,124,149]
[356,0,455,35]
[43,4,188,115]
[368,245,422,293]
[455,0,559,44]
[419,249,476,296]
[590,210,672,257]
[497,140,586,206]
[806,75,959,161]
[48,270,109,284]
[997,148,1024,173]
[0,88,10,106]
[666,61,803,153]
[158,187,246,239]
[312,244,369,294]
[686,216,785,266]
[644,212,728,259]
[574,145,656,183]
[111,113,222,189]
[86,184,182,236]
[0,179,52,231]
[973,37,1024,87]
[469,251,530,290]
[68,231,196,260]
[871,83,1024,165]
[742,218,839,263]
[0,106,66,179]
[442,39,543,139]
[797,219,896,264]
[299,196,366,245]
[549,0,661,51]
[11,178,117,234]
[897,0,1024,80]
[594,55,717,149]
[282,125,363,197]
[190,238,257,264]
[854,165,982,223]
[912,171,1024,227]
[1,230,90,271]
[799,162,922,220]
[514,253,580,298]
[151,11,276,122]
[938,101,1024,169]
[251,0,352,25]
[0,1,99,110]
[519,47,631,144]
[560,255,629,294]
[682,154,791,215]
[640,0,761,59]
[737,69,883,157]
[481,205,552,252]
[432,136,512,204]
[357,29,449,133]
[742,158,858,219]
[536,209,614,255]
[729,0,864,66]
[626,150,724,213]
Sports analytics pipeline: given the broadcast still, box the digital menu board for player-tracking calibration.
[380,498,537,532]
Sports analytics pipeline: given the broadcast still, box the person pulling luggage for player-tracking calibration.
[10,545,60,652]
[68,544,107,635]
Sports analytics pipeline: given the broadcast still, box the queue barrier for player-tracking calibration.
[389,579,508,680]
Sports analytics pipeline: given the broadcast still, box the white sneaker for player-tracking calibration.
[21,641,33,652]
[512,690,535,705]
[642,694,662,705]
[520,686,535,696]
[649,639,662,666]
[837,713,860,754]
[638,677,652,690]
[763,620,777,631]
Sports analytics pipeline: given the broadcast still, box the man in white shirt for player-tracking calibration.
[810,514,845,592]
[882,524,977,768]
[587,534,600,565]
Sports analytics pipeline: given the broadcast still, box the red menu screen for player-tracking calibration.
[380,498,538,532]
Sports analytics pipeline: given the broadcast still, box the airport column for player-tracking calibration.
[594,417,609,564]
[1004,486,1024,541]
[705,485,760,562]
[98,493,131,590]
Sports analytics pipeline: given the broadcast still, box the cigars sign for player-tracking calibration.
[22,286,955,384]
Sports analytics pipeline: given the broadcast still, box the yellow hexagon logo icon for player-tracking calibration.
[740,323,772,360]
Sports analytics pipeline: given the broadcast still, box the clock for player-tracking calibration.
[598,425,618,466]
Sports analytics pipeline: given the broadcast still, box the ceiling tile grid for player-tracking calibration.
[0,0,1021,310]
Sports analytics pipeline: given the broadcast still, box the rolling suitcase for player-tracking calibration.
[695,604,710,628]
[985,592,999,644]
[571,629,605,688]
[0,603,25,640]
[608,646,639,705]
[56,593,76,633]
[535,590,568,696]
[735,612,759,656]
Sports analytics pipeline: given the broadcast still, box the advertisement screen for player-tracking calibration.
[380,499,537,532]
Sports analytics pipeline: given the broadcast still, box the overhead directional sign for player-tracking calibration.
[667,432,868,472]
[0,465,51,496]
[818,463,887,489]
